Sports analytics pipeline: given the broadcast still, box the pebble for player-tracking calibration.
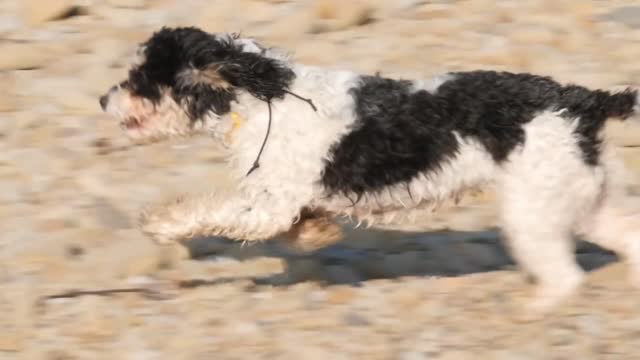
[91,197,132,230]
[599,6,640,29]
[0,42,58,70]
[106,0,148,9]
[311,0,374,33]
[343,311,370,326]
[21,0,77,26]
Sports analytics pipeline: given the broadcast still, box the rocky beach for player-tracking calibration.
[1,0,640,358]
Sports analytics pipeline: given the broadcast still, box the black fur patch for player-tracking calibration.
[321,71,638,198]
[125,27,295,120]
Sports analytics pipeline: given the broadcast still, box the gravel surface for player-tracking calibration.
[1,0,640,358]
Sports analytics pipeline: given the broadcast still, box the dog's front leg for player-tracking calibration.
[139,189,301,245]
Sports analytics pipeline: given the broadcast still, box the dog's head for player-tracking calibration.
[99,27,294,142]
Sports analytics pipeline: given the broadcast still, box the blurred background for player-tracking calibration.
[1,0,640,358]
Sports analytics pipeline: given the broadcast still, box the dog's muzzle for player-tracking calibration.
[99,84,119,111]
[99,94,108,111]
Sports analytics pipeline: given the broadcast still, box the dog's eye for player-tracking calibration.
[125,73,162,101]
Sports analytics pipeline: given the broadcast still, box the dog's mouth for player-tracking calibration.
[120,116,146,130]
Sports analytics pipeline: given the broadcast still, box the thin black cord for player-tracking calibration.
[245,91,317,177]
[246,100,272,176]
[284,90,318,112]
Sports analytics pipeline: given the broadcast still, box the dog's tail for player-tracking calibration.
[565,86,639,130]
[600,86,639,121]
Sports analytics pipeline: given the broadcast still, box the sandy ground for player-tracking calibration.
[1,0,640,358]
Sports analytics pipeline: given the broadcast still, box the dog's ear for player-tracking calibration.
[173,34,296,118]
[177,64,232,91]
[173,64,237,120]
[179,51,295,100]
[177,52,294,101]
[216,51,296,101]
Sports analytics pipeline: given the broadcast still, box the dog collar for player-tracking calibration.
[225,111,246,144]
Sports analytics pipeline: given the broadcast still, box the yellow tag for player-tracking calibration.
[230,111,245,129]
[226,111,246,143]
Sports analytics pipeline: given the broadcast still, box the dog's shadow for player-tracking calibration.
[176,224,619,289]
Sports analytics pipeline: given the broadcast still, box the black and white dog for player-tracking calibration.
[100,27,640,314]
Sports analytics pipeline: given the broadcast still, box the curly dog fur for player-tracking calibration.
[100,27,640,314]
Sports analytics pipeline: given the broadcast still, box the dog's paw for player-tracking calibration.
[139,198,191,245]
[282,216,344,252]
[511,272,584,323]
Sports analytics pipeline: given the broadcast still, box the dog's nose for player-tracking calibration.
[99,95,108,111]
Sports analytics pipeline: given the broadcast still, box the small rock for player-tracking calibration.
[83,63,128,96]
[0,333,25,352]
[598,6,640,29]
[0,93,16,113]
[189,1,237,34]
[606,121,640,147]
[399,351,428,360]
[46,350,78,360]
[239,0,281,24]
[48,85,102,114]
[22,0,78,25]
[36,218,72,232]
[0,73,16,112]
[264,9,314,40]
[511,26,558,46]
[311,0,375,33]
[65,244,85,259]
[0,14,20,35]
[106,0,147,9]
[65,227,114,249]
[92,197,132,229]
[411,3,454,20]
[0,43,56,71]
[232,321,261,336]
[121,252,165,278]
[90,137,113,155]
[343,311,370,326]
[84,234,179,279]
[77,173,114,198]
[326,285,357,304]
[64,296,124,343]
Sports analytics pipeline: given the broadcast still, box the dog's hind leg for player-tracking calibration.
[498,112,604,315]
[499,195,587,316]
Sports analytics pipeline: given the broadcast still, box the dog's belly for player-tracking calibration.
[314,136,497,224]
